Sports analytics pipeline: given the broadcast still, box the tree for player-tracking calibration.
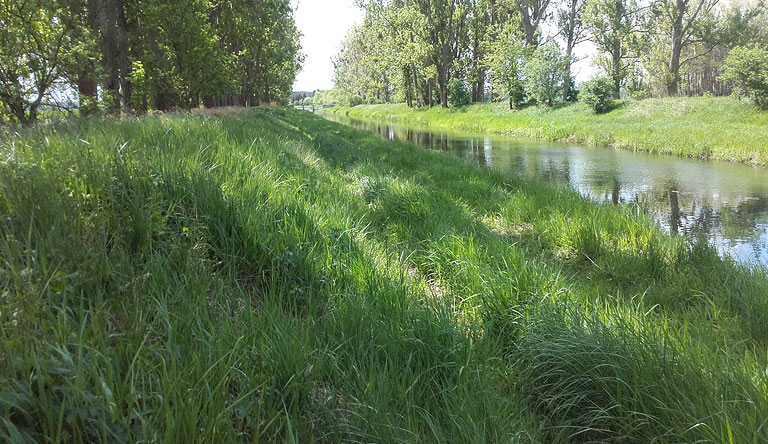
[524,41,567,105]
[484,22,526,108]
[0,0,80,124]
[333,25,391,103]
[1,0,303,121]
[585,0,643,99]
[557,0,589,101]
[650,0,720,96]
[468,0,491,102]
[414,0,471,107]
[61,0,100,116]
[90,0,132,113]
[720,45,768,108]
[513,0,553,46]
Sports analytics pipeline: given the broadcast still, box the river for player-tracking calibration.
[323,112,768,268]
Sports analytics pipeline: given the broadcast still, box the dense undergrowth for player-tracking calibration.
[330,96,768,166]
[1,107,767,443]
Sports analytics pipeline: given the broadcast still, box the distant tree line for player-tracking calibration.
[0,0,303,124]
[331,0,768,109]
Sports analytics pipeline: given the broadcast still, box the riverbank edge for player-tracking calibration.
[328,97,768,167]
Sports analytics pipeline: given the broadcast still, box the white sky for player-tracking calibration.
[292,0,364,91]
[291,0,599,92]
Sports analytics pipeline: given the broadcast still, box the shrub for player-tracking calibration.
[448,78,471,107]
[580,76,615,113]
[720,46,768,109]
[340,94,364,107]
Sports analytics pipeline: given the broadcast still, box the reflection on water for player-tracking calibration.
[324,113,768,267]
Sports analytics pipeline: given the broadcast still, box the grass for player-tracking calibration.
[1,107,767,443]
[330,96,768,166]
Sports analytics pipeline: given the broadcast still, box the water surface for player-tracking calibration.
[324,112,768,267]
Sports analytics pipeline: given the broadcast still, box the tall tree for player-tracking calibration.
[90,0,132,112]
[62,0,100,116]
[651,0,720,95]
[524,40,568,105]
[514,0,552,46]
[0,0,80,123]
[484,21,526,108]
[219,0,303,105]
[557,0,589,101]
[585,0,643,98]
[413,0,471,107]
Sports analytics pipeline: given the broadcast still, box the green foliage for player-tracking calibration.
[721,45,768,109]
[484,22,527,109]
[448,78,471,106]
[129,61,149,112]
[0,0,85,124]
[0,0,302,118]
[134,0,236,109]
[524,42,568,106]
[215,0,303,106]
[581,76,616,112]
[646,0,719,95]
[341,94,364,107]
[584,0,643,99]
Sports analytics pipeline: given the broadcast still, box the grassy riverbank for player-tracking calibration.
[330,96,768,166]
[2,107,767,443]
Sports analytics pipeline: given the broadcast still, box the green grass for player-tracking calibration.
[1,107,767,443]
[330,96,768,166]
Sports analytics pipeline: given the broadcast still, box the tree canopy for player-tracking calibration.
[0,0,303,124]
[332,0,767,108]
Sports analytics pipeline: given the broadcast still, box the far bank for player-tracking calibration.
[329,97,768,167]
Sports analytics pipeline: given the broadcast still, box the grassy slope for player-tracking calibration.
[1,108,767,443]
[330,96,768,166]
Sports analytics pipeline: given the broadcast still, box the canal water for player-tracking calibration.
[323,112,768,268]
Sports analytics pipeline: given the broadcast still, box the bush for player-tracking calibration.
[721,46,768,109]
[448,78,471,107]
[340,94,364,107]
[580,76,615,113]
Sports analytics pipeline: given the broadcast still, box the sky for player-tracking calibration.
[291,0,364,92]
[291,0,599,92]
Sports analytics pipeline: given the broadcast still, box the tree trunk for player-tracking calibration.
[474,70,485,103]
[115,0,132,111]
[667,30,683,94]
[427,78,434,107]
[472,23,486,102]
[92,0,130,113]
[520,0,537,46]
[438,66,448,108]
[611,43,622,99]
[562,0,578,102]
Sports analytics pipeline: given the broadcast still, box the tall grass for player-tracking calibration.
[330,97,768,166]
[1,108,766,443]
